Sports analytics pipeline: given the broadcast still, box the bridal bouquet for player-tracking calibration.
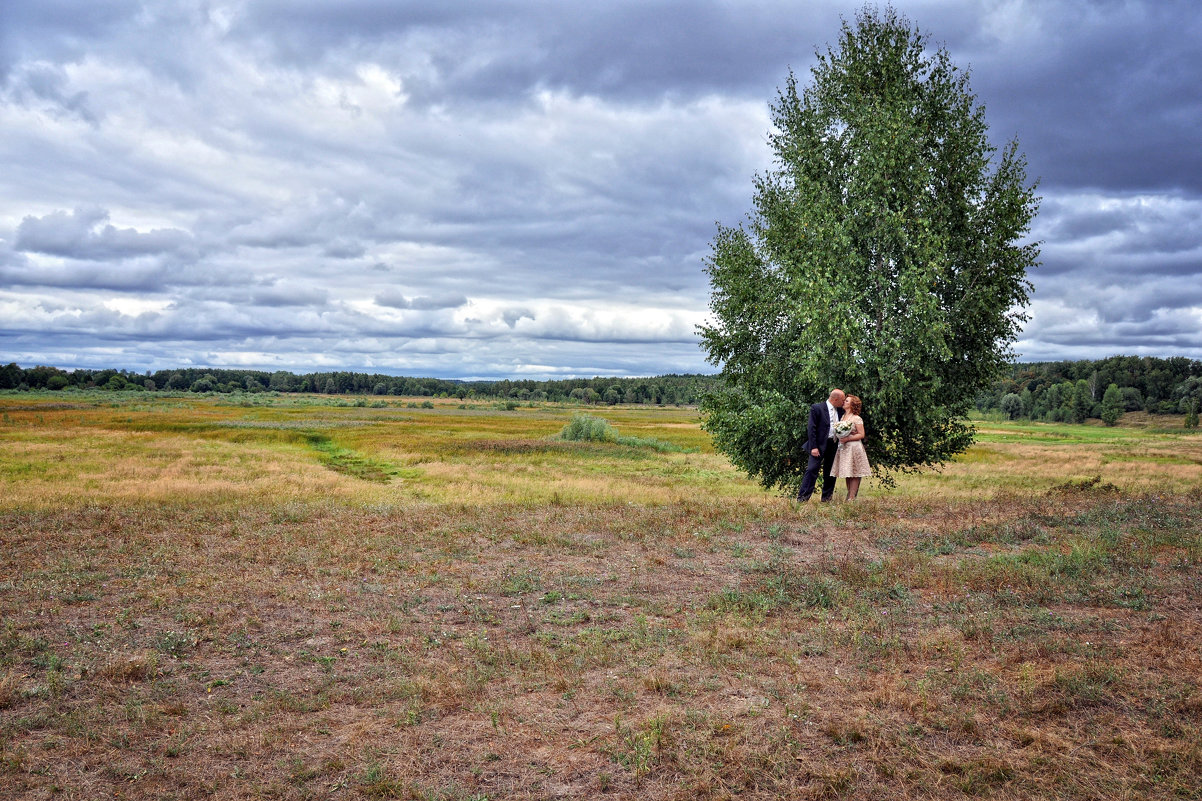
[833,419,856,440]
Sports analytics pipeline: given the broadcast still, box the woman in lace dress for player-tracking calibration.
[831,394,871,500]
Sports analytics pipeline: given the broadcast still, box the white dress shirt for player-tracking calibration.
[826,401,838,440]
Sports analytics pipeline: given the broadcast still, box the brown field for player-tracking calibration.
[2,393,1201,799]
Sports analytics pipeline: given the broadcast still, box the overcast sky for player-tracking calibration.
[2,0,1200,379]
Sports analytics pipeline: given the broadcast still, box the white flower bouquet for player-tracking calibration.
[833,419,856,440]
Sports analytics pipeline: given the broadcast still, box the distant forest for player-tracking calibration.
[0,363,716,406]
[980,356,1201,424]
[3,356,1200,421]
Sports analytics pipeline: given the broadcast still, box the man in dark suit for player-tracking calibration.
[797,389,845,503]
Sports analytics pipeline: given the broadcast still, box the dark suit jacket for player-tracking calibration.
[804,401,844,453]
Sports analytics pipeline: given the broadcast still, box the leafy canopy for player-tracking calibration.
[699,6,1039,489]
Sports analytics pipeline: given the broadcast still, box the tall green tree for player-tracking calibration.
[699,6,1039,489]
[1070,379,1093,424]
[1101,383,1123,426]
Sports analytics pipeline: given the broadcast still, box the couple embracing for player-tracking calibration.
[797,389,872,503]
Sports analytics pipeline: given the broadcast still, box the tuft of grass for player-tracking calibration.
[97,652,158,682]
[0,670,19,709]
[558,413,619,443]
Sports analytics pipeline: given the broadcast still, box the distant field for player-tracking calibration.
[2,393,1200,799]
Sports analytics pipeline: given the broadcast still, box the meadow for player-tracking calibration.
[2,392,1200,800]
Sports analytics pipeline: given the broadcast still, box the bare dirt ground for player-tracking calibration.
[4,487,1202,800]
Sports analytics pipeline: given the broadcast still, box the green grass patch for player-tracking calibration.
[303,432,400,482]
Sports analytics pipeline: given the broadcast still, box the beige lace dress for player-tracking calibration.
[831,414,872,478]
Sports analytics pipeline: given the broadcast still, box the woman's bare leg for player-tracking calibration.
[846,477,861,500]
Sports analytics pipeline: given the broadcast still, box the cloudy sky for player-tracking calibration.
[2,0,1199,379]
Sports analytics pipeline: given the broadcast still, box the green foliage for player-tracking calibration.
[1069,380,1093,424]
[1186,401,1199,430]
[985,357,1202,419]
[612,434,693,453]
[999,393,1023,420]
[189,375,217,393]
[559,414,619,443]
[1174,376,1202,416]
[699,6,1039,489]
[1100,383,1123,426]
[0,362,717,406]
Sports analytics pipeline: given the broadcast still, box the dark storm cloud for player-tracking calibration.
[235,0,830,102]
[0,0,141,75]
[249,284,331,308]
[15,208,195,261]
[0,261,169,292]
[961,0,1202,194]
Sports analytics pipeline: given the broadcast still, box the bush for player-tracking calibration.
[1121,387,1144,411]
[559,414,618,443]
[1000,393,1023,420]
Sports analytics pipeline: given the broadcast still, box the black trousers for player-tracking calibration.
[797,438,838,502]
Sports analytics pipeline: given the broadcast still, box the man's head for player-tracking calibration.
[829,389,845,408]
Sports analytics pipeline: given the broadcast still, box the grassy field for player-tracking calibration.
[2,392,1201,799]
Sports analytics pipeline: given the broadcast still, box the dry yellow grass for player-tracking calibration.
[3,394,1197,511]
[2,393,1201,799]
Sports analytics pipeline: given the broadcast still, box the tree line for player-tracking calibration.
[0,363,716,406]
[978,356,1202,427]
[5,356,1199,423]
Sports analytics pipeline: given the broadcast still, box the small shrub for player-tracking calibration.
[559,414,618,443]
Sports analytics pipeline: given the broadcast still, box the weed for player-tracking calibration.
[153,630,195,658]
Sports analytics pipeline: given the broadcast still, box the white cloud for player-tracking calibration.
[102,297,171,316]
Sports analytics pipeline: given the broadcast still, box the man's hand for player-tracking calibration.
[811,448,820,457]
